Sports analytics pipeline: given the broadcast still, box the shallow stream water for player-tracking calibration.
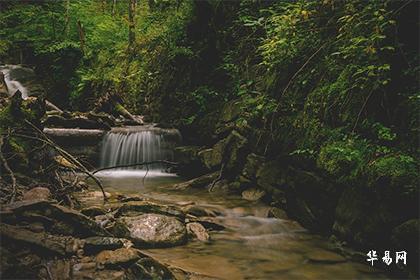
[87,171,387,280]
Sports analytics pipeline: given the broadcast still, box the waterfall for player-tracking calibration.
[0,65,43,98]
[99,126,180,173]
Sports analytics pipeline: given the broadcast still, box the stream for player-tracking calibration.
[85,170,387,280]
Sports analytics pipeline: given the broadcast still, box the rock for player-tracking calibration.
[121,214,187,247]
[241,188,266,201]
[6,200,109,237]
[81,206,107,217]
[186,222,210,242]
[115,201,185,220]
[198,130,248,175]
[188,217,226,231]
[0,223,81,256]
[22,187,51,201]
[391,219,419,273]
[242,153,265,181]
[256,160,285,191]
[127,258,174,280]
[95,248,141,267]
[84,237,127,254]
[285,168,338,233]
[333,185,399,246]
[198,148,222,170]
[40,259,72,280]
[183,205,220,217]
[306,250,346,263]
[220,99,242,123]
[119,195,143,203]
[174,146,207,177]
[267,207,288,219]
[173,172,218,190]
[109,220,131,238]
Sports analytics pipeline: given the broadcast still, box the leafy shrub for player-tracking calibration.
[367,154,417,193]
[317,139,370,181]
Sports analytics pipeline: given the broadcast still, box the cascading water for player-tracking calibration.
[0,64,44,98]
[99,126,180,175]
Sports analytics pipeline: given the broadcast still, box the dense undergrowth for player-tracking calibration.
[1,0,418,274]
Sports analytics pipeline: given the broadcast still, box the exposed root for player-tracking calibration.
[0,135,17,203]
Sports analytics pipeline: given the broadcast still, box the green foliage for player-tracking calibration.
[366,154,417,194]
[317,138,370,181]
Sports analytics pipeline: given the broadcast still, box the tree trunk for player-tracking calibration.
[64,0,70,35]
[128,0,137,53]
[112,0,117,15]
[77,20,85,55]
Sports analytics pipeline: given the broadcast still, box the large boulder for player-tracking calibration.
[199,130,248,177]
[120,214,187,248]
[0,223,83,256]
[242,153,265,181]
[173,146,207,178]
[5,200,109,237]
[115,201,185,220]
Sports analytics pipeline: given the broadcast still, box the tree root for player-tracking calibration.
[0,135,17,203]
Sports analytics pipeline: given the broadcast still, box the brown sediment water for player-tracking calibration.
[86,171,388,280]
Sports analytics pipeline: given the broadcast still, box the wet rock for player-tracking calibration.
[0,223,81,256]
[121,214,187,247]
[186,222,210,242]
[172,172,218,190]
[241,188,266,201]
[267,207,288,219]
[391,219,419,273]
[174,146,207,178]
[6,200,109,237]
[119,195,143,203]
[40,259,72,280]
[95,247,141,267]
[81,206,107,217]
[242,153,265,181]
[183,205,220,217]
[94,214,115,228]
[22,187,51,201]
[199,130,248,176]
[84,237,127,254]
[307,250,346,264]
[109,220,131,238]
[333,185,398,246]
[127,257,174,280]
[188,217,226,231]
[115,201,185,220]
[198,148,222,170]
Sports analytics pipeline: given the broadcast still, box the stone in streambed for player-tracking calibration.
[95,247,141,267]
[121,214,187,248]
[115,201,185,220]
[186,222,210,242]
[84,237,129,254]
[128,257,174,280]
[183,205,220,217]
[5,200,109,237]
[306,250,346,263]
[81,206,107,217]
[241,187,266,201]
